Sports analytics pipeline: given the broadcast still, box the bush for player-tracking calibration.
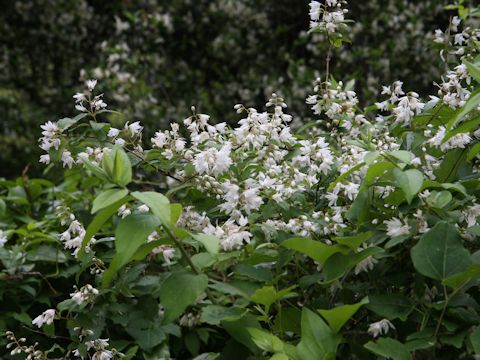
[2,0,480,359]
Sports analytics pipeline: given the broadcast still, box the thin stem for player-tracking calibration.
[434,285,449,337]
[163,225,217,303]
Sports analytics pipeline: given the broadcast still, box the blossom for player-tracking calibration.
[70,284,99,305]
[0,230,7,247]
[86,79,98,91]
[93,350,113,360]
[368,319,395,337]
[32,309,55,328]
[309,1,321,22]
[193,143,233,177]
[117,205,131,218]
[384,218,410,237]
[39,154,50,164]
[125,121,143,136]
[107,127,120,138]
[61,150,75,168]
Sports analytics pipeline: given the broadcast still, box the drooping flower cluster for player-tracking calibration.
[73,79,107,113]
[309,0,349,35]
[70,284,99,306]
[31,309,55,328]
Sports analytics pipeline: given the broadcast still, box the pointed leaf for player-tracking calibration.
[132,191,171,226]
[281,237,347,264]
[191,233,220,254]
[296,308,341,360]
[161,271,208,324]
[103,214,160,286]
[318,297,369,333]
[411,221,471,280]
[92,188,128,214]
[393,168,424,204]
[364,338,412,360]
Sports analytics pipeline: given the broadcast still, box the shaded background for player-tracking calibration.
[0,0,449,177]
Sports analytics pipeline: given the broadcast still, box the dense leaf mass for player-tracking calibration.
[2,0,480,359]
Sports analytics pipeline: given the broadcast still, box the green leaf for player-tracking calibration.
[446,88,480,130]
[200,305,247,325]
[443,116,480,143]
[321,247,382,283]
[103,214,161,287]
[327,162,366,192]
[126,317,166,351]
[389,150,415,164]
[191,233,220,254]
[346,185,371,223]
[464,60,480,83]
[364,338,412,360]
[411,221,471,280]
[82,158,110,182]
[332,232,372,250]
[442,263,480,290]
[92,188,128,214]
[161,271,208,324]
[247,328,285,353]
[251,286,297,312]
[26,245,68,263]
[366,294,415,321]
[79,197,130,257]
[132,191,171,227]
[222,314,262,353]
[468,142,480,161]
[281,237,347,264]
[318,297,369,333]
[426,190,452,209]
[170,203,183,224]
[434,149,468,183]
[57,113,87,130]
[366,162,395,184]
[393,168,424,204]
[101,146,132,187]
[297,308,341,360]
[470,326,480,354]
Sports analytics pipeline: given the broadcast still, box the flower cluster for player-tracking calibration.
[309,0,350,35]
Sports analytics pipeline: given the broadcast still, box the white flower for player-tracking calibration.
[86,338,110,351]
[151,131,167,148]
[368,319,395,338]
[354,245,378,275]
[32,309,55,328]
[39,154,51,165]
[115,138,126,146]
[193,143,233,177]
[162,247,175,264]
[309,1,321,21]
[107,127,120,138]
[86,79,98,91]
[70,284,99,305]
[93,350,113,360]
[137,204,150,213]
[117,205,131,219]
[75,103,88,112]
[125,121,143,136]
[0,230,7,247]
[384,217,410,237]
[241,188,263,214]
[61,150,75,168]
[40,121,58,135]
[73,92,86,103]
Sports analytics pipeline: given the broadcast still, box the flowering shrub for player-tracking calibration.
[2,1,480,359]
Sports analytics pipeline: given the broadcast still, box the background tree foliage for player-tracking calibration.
[0,0,448,177]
